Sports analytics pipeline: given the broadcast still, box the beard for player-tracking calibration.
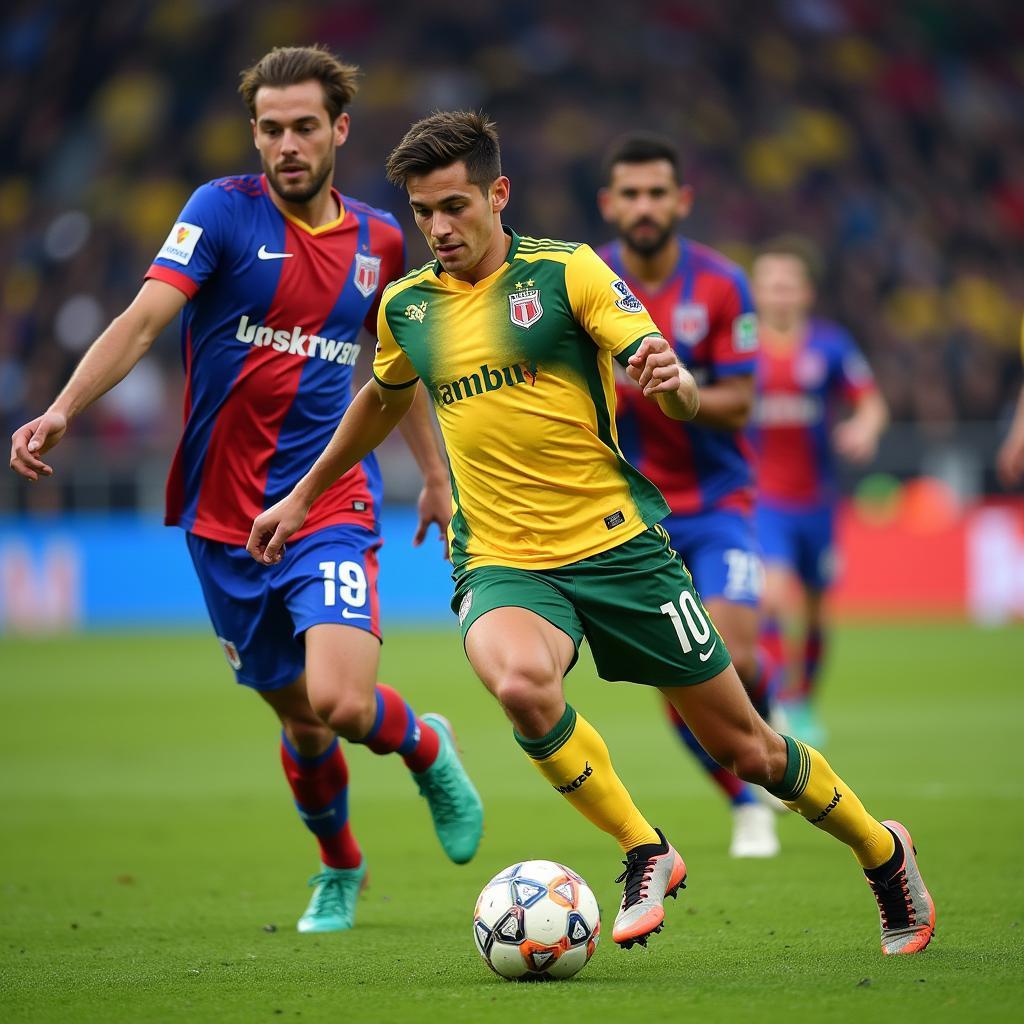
[264,154,333,205]
[621,218,675,257]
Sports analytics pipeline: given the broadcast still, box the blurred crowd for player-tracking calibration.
[2,0,1023,508]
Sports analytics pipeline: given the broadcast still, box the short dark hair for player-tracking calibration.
[385,111,501,190]
[755,234,824,286]
[603,132,681,183]
[239,45,359,123]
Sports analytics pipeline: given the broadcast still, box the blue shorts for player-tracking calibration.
[756,502,836,592]
[663,509,763,608]
[185,523,382,691]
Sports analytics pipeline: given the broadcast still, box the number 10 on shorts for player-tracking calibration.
[660,591,712,652]
[319,560,367,608]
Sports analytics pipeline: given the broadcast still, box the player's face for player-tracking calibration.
[752,254,815,327]
[251,80,349,205]
[407,162,510,280]
[599,160,692,256]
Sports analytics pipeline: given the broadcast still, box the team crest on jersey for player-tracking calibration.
[353,252,382,298]
[509,288,544,329]
[217,636,242,670]
[673,303,708,345]
[611,279,644,312]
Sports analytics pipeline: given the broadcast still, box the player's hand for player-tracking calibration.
[413,477,452,560]
[996,431,1024,488]
[9,410,68,481]
[626,336,683,397]
[247,492,311,564]
[833,418,878,464]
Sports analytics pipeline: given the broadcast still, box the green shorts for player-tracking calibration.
[451,525,732,686]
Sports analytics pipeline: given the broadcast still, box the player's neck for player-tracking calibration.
[449,224,512,285]
[618,237,680,291]
[268,181,340,230]
[762,314,808,347]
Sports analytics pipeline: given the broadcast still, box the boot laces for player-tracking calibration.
[615,853,655,910]
[868,869,915,929]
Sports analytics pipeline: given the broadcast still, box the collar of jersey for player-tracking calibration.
[435,227,521,292]
[261,175,347,236]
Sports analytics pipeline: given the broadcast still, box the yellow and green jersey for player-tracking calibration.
[373,228,670,573]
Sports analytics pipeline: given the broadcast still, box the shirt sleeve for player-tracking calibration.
[564,244,661,365]
[372,295,419,389]
[831,327,876,402]
[363,217,407,334]
[144,183,228,299]
[707,270,758,378]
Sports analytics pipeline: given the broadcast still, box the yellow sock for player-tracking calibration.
[769,736,895,869]
[515,705,659,853]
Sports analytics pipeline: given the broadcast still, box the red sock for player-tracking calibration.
[280,735,361,869]
[358,683,440,774]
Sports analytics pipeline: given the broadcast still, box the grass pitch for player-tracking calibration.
[1,622,1021,1023]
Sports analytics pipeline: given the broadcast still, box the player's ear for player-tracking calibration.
[490,176,510,213]
[250,118,258,149]
[597,186,613,223]
[333,112,350,147]
[676,184,694,219]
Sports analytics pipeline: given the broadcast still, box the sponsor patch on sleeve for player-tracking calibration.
[157,222,204,266]
[732,312,758,352]
[611,279,645,313]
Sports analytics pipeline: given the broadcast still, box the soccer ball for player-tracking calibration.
[472,860,600,980]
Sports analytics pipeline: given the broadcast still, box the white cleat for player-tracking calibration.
[729,802,781,858]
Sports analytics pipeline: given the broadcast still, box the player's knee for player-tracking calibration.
[281,713,334,757]
[311,691,377,741]
[491,665,562,723]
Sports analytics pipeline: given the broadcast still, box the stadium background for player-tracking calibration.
[1,0,1023,628]
[2,3,1022,1022]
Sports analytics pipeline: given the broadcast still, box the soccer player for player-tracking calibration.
[9,47,483,934]
[247,111,935,956]
[751,237,889,745]
[598,133,779,858]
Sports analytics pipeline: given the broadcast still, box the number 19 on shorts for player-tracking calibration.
[660,591,712,653]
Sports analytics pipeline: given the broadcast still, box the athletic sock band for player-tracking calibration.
[514,704,577,760]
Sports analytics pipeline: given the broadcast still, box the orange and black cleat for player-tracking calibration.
[612,828,687,949]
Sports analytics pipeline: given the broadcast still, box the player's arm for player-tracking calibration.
[248,378,416,564]
[997,385,1024,487]
[693,275,757,430]
[396,384,452,555]
[625,335,700,420]
[691,373,755,430]
[833,389,888,464]
[10,279,186,481]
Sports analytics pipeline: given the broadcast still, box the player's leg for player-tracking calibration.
[259,674,366,932]
[290,525,482,864]
[784,506,837,745]
[457,568,684,948]
[183,532,364,932]
[660,514,779,856]
[663,667,935,954]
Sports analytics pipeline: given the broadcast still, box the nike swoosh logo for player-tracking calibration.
[257,245,294,260]
[341,608,371,620]
[699,640,718,662]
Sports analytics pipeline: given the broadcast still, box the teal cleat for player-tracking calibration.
[297,861,367,933]
[415,713,484,864]
[782,697,828,749]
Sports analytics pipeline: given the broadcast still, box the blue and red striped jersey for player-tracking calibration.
[755,318,877,507]
[599,237,758,516]
[145,174,405,545]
